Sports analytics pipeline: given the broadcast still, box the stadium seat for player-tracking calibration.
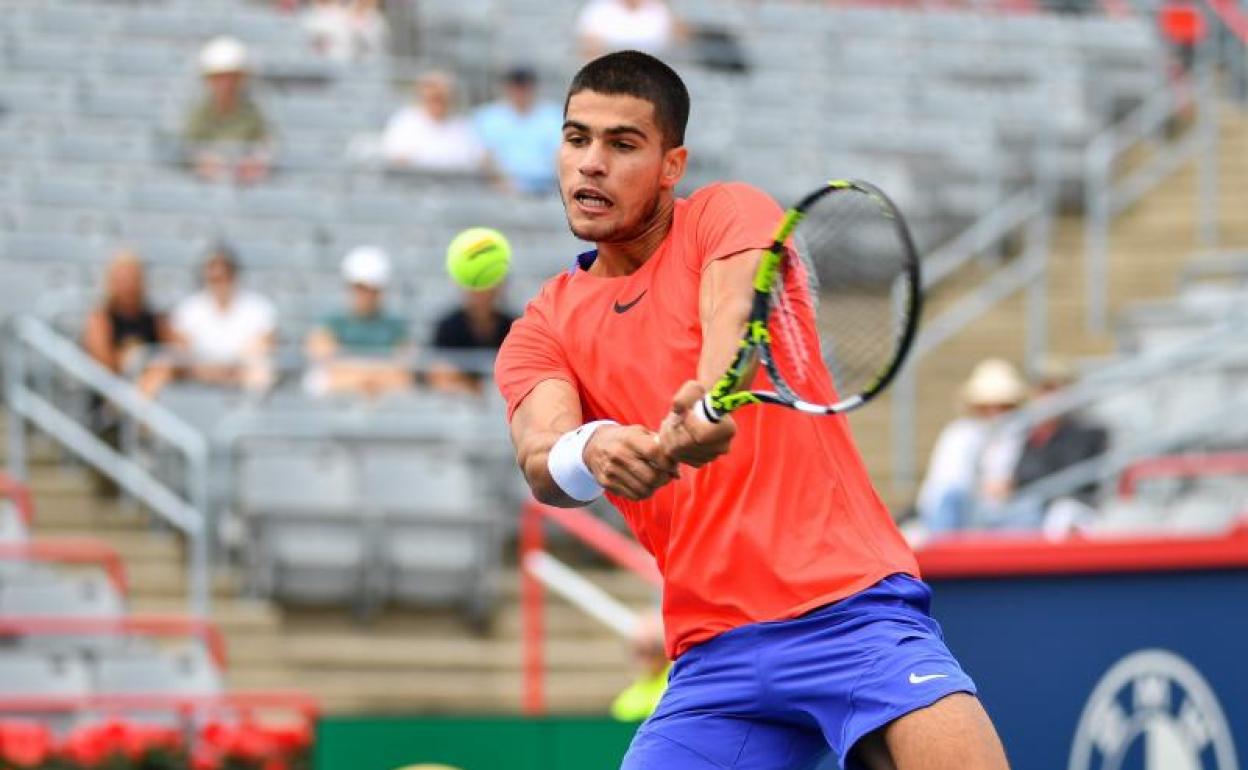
[0,573,125,619]
[93,642,222,697]
[0,503,27,543]
[0,650,93,697]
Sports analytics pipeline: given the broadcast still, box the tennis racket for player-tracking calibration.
[699,179,922,422]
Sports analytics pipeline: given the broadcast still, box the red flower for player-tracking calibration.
[0,720,53,768]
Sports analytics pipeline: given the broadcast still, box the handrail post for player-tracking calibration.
[1024,199,1051,374]
[1196,38,1220,248]
[519,503,546,716]
[187,449,212,617]
[891,366,918,497]
[1084,139,1112,334]
[4,328,29,483]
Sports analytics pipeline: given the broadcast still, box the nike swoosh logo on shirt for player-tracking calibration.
[613,290,647,314]
[909,673,950,685]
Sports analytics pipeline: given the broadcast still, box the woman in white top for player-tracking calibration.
[169,247,277,391]
[381,71,486,172]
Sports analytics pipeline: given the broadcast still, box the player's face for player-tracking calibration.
[559,90,686,244]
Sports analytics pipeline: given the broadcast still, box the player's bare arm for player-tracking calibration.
[511,379,678,506]
[659,249,763,467]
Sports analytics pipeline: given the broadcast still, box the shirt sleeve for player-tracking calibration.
[687,182,786,273]
[494,300,577,422]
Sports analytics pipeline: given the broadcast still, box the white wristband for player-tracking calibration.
[548,420,618,502]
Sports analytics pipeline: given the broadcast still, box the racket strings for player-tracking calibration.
[770,188,914,401]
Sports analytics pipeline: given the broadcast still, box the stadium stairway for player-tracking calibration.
[853,105,1248,511]
[0,415,641,713]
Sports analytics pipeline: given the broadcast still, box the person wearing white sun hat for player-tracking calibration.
[305,246,413,397]
[183,36,272,185]
[915,358,1029,537]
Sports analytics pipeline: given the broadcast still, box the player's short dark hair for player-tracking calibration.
[565,50,690,149]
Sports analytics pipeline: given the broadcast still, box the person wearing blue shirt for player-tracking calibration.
[473,67,563,195]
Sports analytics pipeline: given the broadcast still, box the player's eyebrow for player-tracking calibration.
[562,120,649,141]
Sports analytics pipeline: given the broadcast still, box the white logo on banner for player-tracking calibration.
[1068,649,1240,770]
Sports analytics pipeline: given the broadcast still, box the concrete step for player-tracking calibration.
[282,636,630,672]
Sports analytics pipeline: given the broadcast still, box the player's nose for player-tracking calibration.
[577,141,608,177]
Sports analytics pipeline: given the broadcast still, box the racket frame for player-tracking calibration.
[699,179,921,422]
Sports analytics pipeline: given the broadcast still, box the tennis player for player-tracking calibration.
[495,50,1010,770]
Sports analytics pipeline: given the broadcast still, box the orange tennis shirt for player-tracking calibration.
[496,182,919,658]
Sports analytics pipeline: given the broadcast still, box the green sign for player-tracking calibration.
[314,716,639,770]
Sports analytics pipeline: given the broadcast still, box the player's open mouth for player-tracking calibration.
[573,187,613,210]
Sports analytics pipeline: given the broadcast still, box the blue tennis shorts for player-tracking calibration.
[621,574,976,770]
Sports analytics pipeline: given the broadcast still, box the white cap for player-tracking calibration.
[961,358,1027,407]
[199,36,250,75]
[341,246,392,289]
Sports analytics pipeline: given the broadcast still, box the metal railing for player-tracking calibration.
[1082,38,1222,333]
[988,313,1248,506]
[3,315,213,614]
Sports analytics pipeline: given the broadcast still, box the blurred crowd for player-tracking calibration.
[915,357,1107,540]
[181,0,685,189]
[83,244,514,404]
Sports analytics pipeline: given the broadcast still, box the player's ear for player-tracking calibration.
[659,145,688,191]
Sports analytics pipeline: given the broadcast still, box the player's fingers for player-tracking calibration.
[603,457,669,500]
[689,411,737,447]
[668,380,706,418]
[630,433,680,476]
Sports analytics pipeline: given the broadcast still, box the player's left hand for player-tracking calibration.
[659,380,736,468]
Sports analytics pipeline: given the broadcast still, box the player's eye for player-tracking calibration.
[564,134,588,147]
[612,141,635,151]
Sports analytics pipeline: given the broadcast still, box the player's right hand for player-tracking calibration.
[584,424,680,501]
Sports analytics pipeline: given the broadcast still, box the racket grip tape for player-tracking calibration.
[697,394,723,424]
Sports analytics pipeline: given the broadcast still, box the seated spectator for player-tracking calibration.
[1012,356,1108,537]
[611,614,670,722]
[302,0,389,63]
[169,247,277,391]
[82,249,173,394]
[82,250,174,495]
[381,72,486,173]
[427,284,514,394]
[472,67,562,195]
[305,246,413,397]
[183,37,272,185]
[576,0,682,59]
[915,358,1027,536]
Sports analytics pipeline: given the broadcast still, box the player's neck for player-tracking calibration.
[593,195,675,277]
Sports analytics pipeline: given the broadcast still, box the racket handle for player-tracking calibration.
[697,394,723,424]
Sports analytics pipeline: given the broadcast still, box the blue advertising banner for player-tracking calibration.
[924,537,1248,770]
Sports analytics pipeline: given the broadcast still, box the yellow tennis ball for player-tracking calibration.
[446,227,511,290]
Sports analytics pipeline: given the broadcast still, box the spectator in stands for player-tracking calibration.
[169,246,277,391]
[611,614,670,722]
[915,358,1027,536]
[305,246,413,397]
[1011,356,1108,537]
[427,284,514,394]
[472,67,562,195]
[302,0,389,63]
[83,249,173,394]
[576,0,682,59]
[183,37,272,185]
[82,250,174,495]
[381,72,486,173]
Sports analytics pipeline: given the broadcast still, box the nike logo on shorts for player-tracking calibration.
[613,290,646,314]
[909,673,949,685]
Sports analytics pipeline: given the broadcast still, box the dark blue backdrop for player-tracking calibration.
[927,569,1248,769]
